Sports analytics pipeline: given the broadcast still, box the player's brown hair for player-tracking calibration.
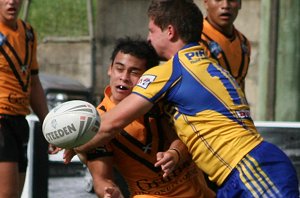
[147,0,203,43]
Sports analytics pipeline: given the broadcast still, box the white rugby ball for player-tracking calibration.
[42,100,100,149]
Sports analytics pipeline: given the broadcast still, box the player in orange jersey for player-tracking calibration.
[0,0,49,197]
[201,0,251,91]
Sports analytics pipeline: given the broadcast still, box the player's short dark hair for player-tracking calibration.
[111,36,159,70]
[147,0,203,43]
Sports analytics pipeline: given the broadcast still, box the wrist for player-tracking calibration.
[168,148,181,165]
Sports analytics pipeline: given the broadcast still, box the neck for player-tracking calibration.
[1,20,18,30]
[206,18,234,38]
[165,40,186,60]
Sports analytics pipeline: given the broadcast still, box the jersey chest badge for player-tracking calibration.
[137,75,156,89]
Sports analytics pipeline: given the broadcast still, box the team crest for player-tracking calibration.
[137,75,156,89]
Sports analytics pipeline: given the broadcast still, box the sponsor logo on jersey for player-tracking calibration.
[184,49,206,61]
[137,75,156,89]
[8,93,28,105]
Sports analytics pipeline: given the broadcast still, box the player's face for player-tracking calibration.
[0,0,22,26]
[108,52,147,104]
[204,0,240,34]
[147,18,169,61]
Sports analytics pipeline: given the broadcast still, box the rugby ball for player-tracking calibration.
[42,100,100,149]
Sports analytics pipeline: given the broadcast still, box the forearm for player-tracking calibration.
[30,75,48,122]
[87,159,122,198]
[76,93,153,152]
[76,127,120,153]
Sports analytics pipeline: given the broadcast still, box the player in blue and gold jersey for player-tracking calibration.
[76,0,299,197]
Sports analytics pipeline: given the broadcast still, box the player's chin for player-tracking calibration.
[115,92,131,100]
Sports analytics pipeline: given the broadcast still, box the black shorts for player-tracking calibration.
[0,114,29,172]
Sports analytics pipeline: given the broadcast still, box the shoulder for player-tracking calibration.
[18,19,33,29]
[234,28,250,43]
[234,29,251,54]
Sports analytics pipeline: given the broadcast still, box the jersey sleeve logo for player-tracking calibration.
[137,75,156,89]
[0,32,7,46]
[208,41,222,59]
[236,110,251,119]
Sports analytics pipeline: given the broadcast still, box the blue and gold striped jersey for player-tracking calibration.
[133,42,263,186]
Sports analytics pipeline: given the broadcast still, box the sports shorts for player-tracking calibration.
[217,141,299,198]
[0,114,29,172]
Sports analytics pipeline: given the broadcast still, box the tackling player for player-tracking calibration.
[75,0,299,197]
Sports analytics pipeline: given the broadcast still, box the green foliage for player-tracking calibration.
[22,0,97,42]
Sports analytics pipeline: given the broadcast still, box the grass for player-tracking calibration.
[20,0,97,41]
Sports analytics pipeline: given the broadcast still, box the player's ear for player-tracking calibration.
[107,64,112,76]
[203,0,208,10]
[167,24,177,41]
[238,0,242,9]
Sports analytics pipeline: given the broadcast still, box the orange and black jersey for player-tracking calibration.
[87,86,215,198]
[0,19,39,115]
[201,18,251,90]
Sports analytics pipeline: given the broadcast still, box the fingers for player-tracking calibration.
[161,161,175,178]
[104,187,124,198]
[48,144,62,154]
[63,149,76,164]
[155,150,179,178]
[156,152,164,161]
[155,152,165,167]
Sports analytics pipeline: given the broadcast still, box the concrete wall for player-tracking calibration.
[38,42,92,87]
[94,0,150,94]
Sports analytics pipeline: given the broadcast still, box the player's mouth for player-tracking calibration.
[116,85,129,91]
[219,12,232,20]
[7,7,17,15]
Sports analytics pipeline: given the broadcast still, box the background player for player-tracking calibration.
[0,0,49,197]
[201,0,251,91]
